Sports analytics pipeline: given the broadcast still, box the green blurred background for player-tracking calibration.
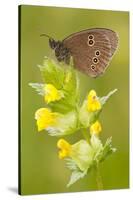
[19,5,129,195]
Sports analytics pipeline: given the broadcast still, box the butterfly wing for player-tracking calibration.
[99,29,118,56]
[63,28,118,77]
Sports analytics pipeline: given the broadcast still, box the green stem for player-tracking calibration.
[81,128,90,143]
[95,163,103,190]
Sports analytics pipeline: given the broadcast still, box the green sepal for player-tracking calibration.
[70,140,94,171]
[46,111,78,136]
[79,100,101,128]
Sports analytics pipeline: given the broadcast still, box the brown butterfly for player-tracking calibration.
[41,28,119,78]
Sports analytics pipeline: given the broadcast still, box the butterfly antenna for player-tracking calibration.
[40,33,54,40]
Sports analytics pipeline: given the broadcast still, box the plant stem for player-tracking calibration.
[95,163,103,190]
[81,128,90,143]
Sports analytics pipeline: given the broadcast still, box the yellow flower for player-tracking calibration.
[87,90,101,112]
[90,121,102,136]
[35,108,57,131]
[57,139,71,159]
[44,84,63,103]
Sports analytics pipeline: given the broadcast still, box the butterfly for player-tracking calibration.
[41,28,119,78]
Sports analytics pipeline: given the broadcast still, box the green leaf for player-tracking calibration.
[48,95,76,114]
[67,169,87,187]
[63,67,80,103]
[52,67,79,113]
[37,57,80,113]
[100,89,118,106]
[38,57,65,89]
[90,135,103,161]
[66,158,87,187]
[29,83,44,96]
[99,137,117,162]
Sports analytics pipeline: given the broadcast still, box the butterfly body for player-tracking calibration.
[49,39,71,64]
[47,28,118,77]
